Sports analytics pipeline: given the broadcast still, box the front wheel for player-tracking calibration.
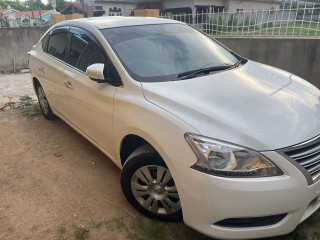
[121,145,182,222]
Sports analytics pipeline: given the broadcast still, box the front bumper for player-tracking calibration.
[168,151,320,239]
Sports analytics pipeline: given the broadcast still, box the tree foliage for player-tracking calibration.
[0,0,28,11]
[0,0,70,12]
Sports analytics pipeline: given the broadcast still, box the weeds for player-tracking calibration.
[74,225,89,240]
[0,95,41,118]
[56,214,319,240]
[56,225,68,240]
[59,217,211,240]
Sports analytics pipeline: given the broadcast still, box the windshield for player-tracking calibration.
[100,23,240,82]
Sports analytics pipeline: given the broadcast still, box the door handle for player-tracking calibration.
[38,67,45,74]
[64,81,74,89]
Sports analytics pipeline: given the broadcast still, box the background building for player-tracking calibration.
[90,0,280,17]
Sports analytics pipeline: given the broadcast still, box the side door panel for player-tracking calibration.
[57,27,118,157]
[61,67,117,157]
[36,28,71,115]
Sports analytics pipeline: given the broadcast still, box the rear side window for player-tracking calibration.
[47,33,68,61]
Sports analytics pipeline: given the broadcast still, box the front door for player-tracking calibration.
[56,28,118,157]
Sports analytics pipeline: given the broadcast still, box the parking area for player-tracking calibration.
[0,73,318,240]
[0,73,212,240]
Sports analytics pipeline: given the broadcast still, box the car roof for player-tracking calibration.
[61,16,184,29]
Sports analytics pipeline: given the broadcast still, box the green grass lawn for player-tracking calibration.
[208,22,320,37]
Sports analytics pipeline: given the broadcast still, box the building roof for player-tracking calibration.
[61,2,84,14]
[15,10,50,19]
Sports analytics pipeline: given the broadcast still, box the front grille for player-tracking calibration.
[283,135,320,182]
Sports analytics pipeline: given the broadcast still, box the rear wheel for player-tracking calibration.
[121,145,182,222]
[36,84,56,120]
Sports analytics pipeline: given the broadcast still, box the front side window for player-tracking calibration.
[69,33,106,72]
[47,32,68,61]
[100,23,239,82]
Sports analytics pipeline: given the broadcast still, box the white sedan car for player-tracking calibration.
[29,17,320,239]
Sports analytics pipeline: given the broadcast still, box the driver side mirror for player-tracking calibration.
[86,63,105,82]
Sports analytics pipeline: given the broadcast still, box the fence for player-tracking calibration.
[161,3,320,37]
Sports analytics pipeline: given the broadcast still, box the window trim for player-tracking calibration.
[40,25,122,87]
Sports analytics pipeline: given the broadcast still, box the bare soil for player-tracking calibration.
[0,109,132,239]
[0,73,318,240]
[0,108,213,240]
[0,73,210,240]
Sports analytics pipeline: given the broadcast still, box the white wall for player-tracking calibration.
[163,0,195,12]
[163,0,280,13]
[228,0,280,12]
[195,0,224,7]
[94,2,136,16]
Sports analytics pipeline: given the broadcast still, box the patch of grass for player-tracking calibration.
[58,209,320,240]
[18,102,41,118]
[287,232,308,240]
[74,225,89,240]
[19,95,32,101]
[114,218,125,230]
[209,22,320,37]
[96,217,211,240]
[305,210,320,227]
[56,225,68,240]
[15,96,41,117]
[1,95,41,118]
[3,101,15,109]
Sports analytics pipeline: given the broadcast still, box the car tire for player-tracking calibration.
[121,144,182,222]
[36,84,56,120]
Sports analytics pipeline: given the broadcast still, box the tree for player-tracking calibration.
[0,0,69,11]
[43,0,69,12]
[0,0,28,11]
[57,0,70,12]
[24,0,53,11]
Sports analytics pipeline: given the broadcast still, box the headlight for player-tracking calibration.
[185,133,283,177]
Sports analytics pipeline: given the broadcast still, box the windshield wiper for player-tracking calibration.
[231,58,247,69]
[177,65,231,80]
[177,59,247,80]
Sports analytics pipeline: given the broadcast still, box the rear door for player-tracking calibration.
[30,27,70,113]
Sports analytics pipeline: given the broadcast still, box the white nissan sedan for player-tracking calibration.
[29,17,320,239]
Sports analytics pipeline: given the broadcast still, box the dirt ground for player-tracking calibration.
[0,106,211,240]
[0,110,129,239]
[0,73,319,240]
[0,73,211,240]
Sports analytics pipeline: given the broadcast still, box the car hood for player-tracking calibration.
[141,61,320,151]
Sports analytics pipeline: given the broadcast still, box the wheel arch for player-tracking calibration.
[120,134,154,167]
[119,130,173,168]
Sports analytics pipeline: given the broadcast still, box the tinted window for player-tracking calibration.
[100,24,239,82]
[47,33,68,61]
[69,34,87,67]
[69,33,106,72]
